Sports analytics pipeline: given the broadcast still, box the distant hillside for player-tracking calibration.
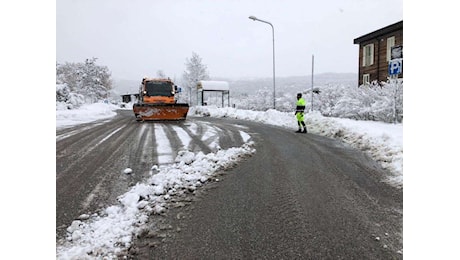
[215,73,358,95]
[110,73,357,105]
[112,79,140,95]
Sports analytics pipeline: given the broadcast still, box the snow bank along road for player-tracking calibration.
[56,110,402,259]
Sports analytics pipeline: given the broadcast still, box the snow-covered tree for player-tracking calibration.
[327,80,403,122]
[254,87,273,110]
[226,75,402,123]
[79,58,112,103]
[56,83,85,110]
[156,70,166,78]
[56,58,113,109]
[182,52,210,106]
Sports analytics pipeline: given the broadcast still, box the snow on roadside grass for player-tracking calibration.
[192,106,294,129]
[56,142,255,260]
[56,102,120,128]
[307,112,403,187]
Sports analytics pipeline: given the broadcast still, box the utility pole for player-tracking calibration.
[311,55,314,111]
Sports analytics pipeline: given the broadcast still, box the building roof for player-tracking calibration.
[353,20,403,44]
[197,81,229,91]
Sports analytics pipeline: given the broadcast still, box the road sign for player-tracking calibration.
[388,58,403,76]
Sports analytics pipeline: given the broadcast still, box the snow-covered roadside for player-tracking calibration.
[56,102,120,128]
[191,106,403,188]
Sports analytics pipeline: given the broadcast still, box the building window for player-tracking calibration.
[387,36,395,61]
[362,43,374,66]
[363,74,370,85]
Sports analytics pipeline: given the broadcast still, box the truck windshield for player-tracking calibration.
[145,81,172,97]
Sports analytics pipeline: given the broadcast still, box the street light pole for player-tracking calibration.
[249,15,276,109]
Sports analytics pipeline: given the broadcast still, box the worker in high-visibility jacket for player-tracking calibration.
[295,93,307,133]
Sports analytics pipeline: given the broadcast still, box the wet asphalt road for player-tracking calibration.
[56,110,248,240]
[56,110,402,259]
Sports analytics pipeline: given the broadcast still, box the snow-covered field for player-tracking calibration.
[55,102,402,259]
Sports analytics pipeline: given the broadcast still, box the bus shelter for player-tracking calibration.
[197,80,230,107]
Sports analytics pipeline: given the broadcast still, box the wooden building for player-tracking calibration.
[353,20,403,85]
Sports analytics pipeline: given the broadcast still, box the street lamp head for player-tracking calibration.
[248,16,257,21]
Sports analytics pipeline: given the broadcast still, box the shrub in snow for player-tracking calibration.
[309,81,403,123]
[56,83,70,102]
[329,81,403,122]
[56,83,86,110]
[225,77,402,123]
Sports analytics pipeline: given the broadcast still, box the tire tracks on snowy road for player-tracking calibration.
[56,110,248,241]
[129,117,403,259]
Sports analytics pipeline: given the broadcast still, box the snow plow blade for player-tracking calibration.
[133,103,189,121]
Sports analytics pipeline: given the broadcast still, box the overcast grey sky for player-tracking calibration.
[56,0,402,80]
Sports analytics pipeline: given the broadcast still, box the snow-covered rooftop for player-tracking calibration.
[197,80,230,91]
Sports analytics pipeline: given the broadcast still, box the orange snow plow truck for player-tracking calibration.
[133,77,189,121]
